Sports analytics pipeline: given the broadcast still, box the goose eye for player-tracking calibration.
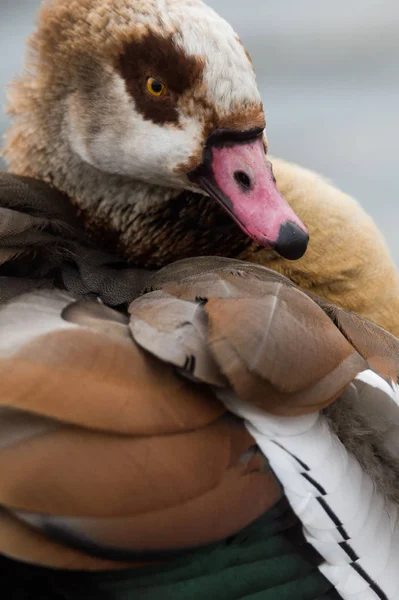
[146,77,168,97]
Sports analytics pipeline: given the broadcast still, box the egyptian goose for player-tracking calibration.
[4,0,399,336]
[1,0,399,598]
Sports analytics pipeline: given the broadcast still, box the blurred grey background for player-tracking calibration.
[1,0,398,260]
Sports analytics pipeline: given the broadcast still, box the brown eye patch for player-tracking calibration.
[117,31,204,126]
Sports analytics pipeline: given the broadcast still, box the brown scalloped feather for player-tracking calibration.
[0,293,223,436]
[205,294,367,415]
[148,256,295,299]
[308,294,399,383]
[0,288,280,567]
[0,416,251,517]
[12,457,275,557]
[0,511,144,571]
[129,258,369,415]
[129,290,226,386]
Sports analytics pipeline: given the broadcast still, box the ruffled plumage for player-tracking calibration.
[1,173,399,599]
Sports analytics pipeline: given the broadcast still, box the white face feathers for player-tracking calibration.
[64,0,264,189]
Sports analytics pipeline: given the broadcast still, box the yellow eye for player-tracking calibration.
[146,77,167,97]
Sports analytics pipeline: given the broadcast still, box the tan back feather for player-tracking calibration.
[129,259,373,415]
[0,289,279,568]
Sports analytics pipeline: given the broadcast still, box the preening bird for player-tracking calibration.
[1,0,399,599]
[4,0,399,336]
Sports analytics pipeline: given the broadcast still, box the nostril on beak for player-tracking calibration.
[234,170,252,191]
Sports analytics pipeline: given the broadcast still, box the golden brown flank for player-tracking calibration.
[256,159,399,338]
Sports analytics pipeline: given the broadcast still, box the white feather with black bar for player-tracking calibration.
[217,370,399,600]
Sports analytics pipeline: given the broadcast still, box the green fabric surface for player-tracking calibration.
[2,499,341,600]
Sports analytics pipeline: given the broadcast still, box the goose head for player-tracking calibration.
[4,0,308,265]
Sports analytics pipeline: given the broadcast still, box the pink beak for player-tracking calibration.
[189,128,309,260]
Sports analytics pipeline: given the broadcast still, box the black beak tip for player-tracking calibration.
[274,221,309,260]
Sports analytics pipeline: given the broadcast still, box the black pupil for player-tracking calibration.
[151,80,163,93]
